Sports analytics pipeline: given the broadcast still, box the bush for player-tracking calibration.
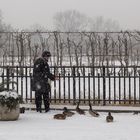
[0,91,20,110]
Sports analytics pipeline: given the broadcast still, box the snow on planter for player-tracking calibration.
[0,91,20,121]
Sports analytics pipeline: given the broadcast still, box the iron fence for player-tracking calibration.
[0,65,140,105]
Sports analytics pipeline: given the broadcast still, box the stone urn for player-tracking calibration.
[0,91,20,121]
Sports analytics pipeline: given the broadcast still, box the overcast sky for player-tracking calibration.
[0,0,140,30]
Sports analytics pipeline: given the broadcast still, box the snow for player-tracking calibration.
[0,91,18,99]
[0,107,140,140]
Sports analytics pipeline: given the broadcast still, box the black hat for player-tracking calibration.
[42,51,51,57]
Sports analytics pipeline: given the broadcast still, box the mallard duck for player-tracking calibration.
[89,103,99,117]
[106,112,113,122]
[53,113,66,120]
[133,111,138,115]
[76,102,85,115]
[63,107,75,117]
[20,107,25,114]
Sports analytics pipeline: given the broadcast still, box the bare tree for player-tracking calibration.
[27,24,47,32]
[53,10,89,32]
[67,35,73,66]
[89,16,120,32]
[0,10,5,32]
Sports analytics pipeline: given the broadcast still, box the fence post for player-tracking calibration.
[6,66,10,91]
[72,66,76,105]
[30,72,32,103]
[103,66,106,105]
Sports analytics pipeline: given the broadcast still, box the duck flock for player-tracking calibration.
[20,103,114,122]
[53,102,113,123]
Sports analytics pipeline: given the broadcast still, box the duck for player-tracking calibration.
[133,111,138,115]
[63,107,75,117]
[76,102,85,115]
[20,107,25,114]
[106,112,113,122]
[88,103,99,117]
[53,113,66,120]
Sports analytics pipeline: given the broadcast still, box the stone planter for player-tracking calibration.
[0,91,20,121]
[0,104,20,121]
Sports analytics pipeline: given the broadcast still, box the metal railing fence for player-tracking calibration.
[0,65,140,105]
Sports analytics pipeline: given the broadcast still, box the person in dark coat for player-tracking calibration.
[33,51,57,113]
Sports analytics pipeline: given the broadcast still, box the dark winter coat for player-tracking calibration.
[32,57,55,92]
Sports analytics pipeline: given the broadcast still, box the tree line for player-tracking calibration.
[0,31,140,68]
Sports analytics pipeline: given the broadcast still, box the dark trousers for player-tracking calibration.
[35,90,50,111]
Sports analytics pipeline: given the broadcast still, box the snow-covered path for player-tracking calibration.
[0,109,140,140]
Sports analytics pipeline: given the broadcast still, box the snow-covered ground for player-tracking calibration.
[0,106,140,140]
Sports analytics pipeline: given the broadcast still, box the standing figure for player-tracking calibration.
[33,51,57,113]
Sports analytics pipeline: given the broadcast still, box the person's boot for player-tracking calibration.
[36,104,41,112]
[45,108,50,113]
[36,108,39,112]
[36,105,39,112]
[45,104,50,112]
[39,108,42,113]
[37,103,42,113]
[37,107,42,113]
